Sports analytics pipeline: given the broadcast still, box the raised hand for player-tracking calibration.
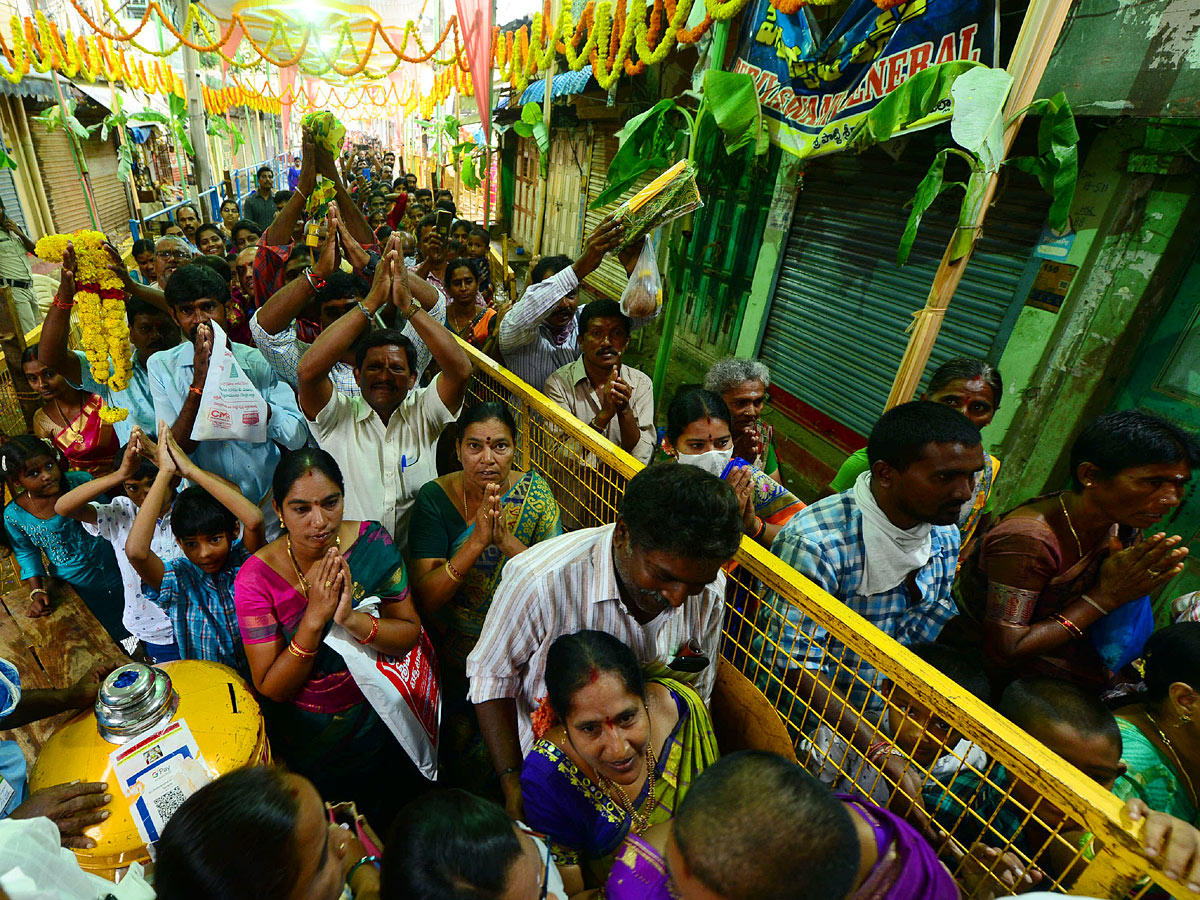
[303,548,346,626]
[1098,533,1188,609]
[191,322,214,388]
[312,206,342,279]
[577,215,625,277]
[155,421,179,476]
[102,240,134,292]
[331,556,355,627]
[725,464,757,534]
[58,241,78,301]
[608,374,632,413]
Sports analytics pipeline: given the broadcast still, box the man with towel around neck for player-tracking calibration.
[756,400,984,731]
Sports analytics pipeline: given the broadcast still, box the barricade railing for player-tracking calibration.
[458,340,1196,900]
[128,154,287,241]
[2,310,1196,897]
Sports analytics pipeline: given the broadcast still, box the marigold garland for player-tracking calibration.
[35,231,130,423]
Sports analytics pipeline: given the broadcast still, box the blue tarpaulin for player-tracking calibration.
[497,64,593,109]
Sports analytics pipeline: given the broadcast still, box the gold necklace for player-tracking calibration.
[286,531,341,594]
[1146,710,1199,810]
[1058,493,1085,557]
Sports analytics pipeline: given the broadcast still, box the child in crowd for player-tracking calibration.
[808,643,990,811]
[467,226,493,305]
[55,428,181,662]
[125,425,265,679]
[924,677,1125,861]
[1,436,127,643]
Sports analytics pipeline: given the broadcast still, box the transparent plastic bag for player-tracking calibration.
[619,237,662,318]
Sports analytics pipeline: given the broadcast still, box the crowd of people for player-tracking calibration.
[3,123,1200,900]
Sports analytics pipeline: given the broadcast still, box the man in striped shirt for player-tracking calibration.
[466,463,744,819]
[497,216,652,391]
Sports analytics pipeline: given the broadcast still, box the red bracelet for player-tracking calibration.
[751,517,765,540]
[52,295,75,311]
[188,385,203,398]
[356,614,379,645]
[1051,613,1085,639]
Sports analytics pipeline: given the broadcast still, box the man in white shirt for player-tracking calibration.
[497,215,652,391]
[297,237,471,551]
[466,462,744,818]
[0,203,37,334]
[544,297,655,464]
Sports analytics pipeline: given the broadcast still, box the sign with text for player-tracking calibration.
[733,0,997,160]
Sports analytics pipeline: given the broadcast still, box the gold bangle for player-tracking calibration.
[443,560,465,583]
[287,637,318,659]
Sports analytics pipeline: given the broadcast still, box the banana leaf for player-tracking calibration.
[949,65,1012,173]
[591,98,683,208]
[849,60,983,150]
[1005,92,1078,231]
[897,147,981,265]
[700,69,768,157]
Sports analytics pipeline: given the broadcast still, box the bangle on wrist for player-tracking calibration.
[305,269,326,293]
[355,300,374,321]
[1080,593,1109,616]
[498,765,521,778]
[750,517,765,540]
[52,295,74,310]
[355,614,379,645]
[188,384,203,398]
[346,856,381,886]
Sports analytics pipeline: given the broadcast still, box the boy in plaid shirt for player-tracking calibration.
[127,426,264,679]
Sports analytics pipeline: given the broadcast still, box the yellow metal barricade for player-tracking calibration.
[461,341,1196,900]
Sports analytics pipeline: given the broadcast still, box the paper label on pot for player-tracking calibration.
[110,718,212,845]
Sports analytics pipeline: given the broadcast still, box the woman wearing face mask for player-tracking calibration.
[661,388,803,550]
[520,630,719,890]
[156,766,381,900]
[383,789,573,900]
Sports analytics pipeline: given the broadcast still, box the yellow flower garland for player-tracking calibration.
[35,231,130,423]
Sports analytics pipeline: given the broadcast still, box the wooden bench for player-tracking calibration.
[0,581,125,762]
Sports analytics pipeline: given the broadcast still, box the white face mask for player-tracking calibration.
[676,446,734,479]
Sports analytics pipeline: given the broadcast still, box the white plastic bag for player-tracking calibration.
[190,320,268,443]
[325,598,441,779]
[619,237,662,318]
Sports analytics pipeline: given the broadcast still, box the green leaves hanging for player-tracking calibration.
[512,102,551,179]
[207,115,246,156]
[1005,92,1078,232]
[32,99,91,142]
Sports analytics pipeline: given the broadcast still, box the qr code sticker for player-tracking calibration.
[151,785,188,822]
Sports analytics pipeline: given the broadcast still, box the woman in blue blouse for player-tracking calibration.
[2,435,126,642]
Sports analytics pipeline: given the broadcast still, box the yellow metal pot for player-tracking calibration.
[29,660,269,881]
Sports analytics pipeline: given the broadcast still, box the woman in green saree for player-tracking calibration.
[521,630,719,889]
[409,402,562,788]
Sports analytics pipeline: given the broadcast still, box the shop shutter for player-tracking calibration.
[82,133,132,240]
[30,118,90,233]
[0,168,25,230]
[759,139,1048,438]
[581,122,653,301]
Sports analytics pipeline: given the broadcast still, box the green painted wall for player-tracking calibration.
[735,154,803,357]
[992,121,1200,510]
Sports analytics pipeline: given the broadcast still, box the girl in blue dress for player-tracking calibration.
[2,435,126,643]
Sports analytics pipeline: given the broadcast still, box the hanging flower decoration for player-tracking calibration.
[35,231,130,423]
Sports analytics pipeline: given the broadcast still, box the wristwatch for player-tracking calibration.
[361,250,381,280]
[398,303,420,321]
